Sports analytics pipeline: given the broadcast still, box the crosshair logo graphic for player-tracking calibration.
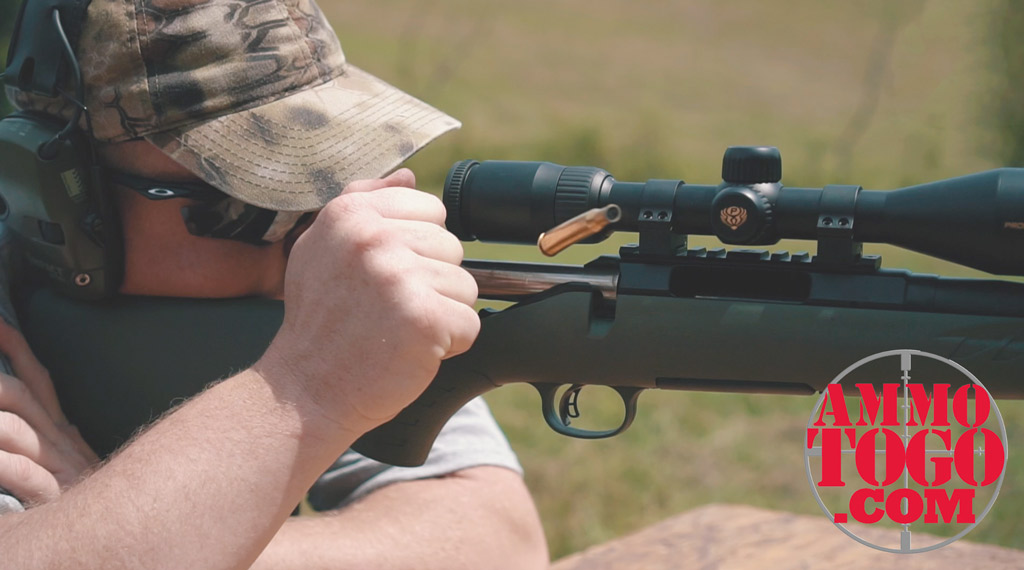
[804,350,1008,553]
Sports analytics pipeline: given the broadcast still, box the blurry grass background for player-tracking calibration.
[4,0,1024,559]
[321,0,1024,558]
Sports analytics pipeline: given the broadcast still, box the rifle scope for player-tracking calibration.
[443,147,1024,275]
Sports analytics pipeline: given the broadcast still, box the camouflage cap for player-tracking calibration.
[7,0,461,212]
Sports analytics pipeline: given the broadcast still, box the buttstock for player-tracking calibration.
[351,361,498,466]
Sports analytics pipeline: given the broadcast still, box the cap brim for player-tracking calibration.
[145,65,461,212]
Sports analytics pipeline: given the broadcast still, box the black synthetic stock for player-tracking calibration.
[20,249,1024,467]
[22,289,282,457]
[353,255,1024,466]
[351,358,499,466]
[22,262,1024,467]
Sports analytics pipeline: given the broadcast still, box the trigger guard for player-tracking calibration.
[532,383,644,440]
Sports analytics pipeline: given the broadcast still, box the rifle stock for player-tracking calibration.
[353,255,1024,466]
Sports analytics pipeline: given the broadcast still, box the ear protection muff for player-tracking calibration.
[0,0,122,301]
[0,112,120,300]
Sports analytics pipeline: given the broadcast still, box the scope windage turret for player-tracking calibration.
[442,147,1024,276]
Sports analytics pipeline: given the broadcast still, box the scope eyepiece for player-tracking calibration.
[442,160,478,240]
[442,160,614,245]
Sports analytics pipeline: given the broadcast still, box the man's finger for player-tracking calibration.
[0,409,95,489]
[342,168,417,194]
[388,220,465,265]
[0,321,65,423]
[412,258,479,309]
[436,300,482,360]
[0,411,61,474]
[0,450,59,505]
[327,186,447,227]
[0,373,69,448]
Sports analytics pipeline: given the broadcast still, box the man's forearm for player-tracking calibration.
[250,466,549,570]
[0,369,358,570]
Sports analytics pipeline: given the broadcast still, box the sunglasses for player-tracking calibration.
[107,170,308,245]
[107,170,226,202]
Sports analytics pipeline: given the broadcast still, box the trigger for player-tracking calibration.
[558,384,584,426]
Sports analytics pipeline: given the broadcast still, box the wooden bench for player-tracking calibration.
[551,504,1023,569]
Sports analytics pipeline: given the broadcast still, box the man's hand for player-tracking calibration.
[0,321,98,505]
[256,169,480,433]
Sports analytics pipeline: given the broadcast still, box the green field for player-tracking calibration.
[322,0,1024,559]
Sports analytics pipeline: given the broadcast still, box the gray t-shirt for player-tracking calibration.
[310,397,521,510]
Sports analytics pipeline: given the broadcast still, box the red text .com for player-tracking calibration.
[807,383,1005,525]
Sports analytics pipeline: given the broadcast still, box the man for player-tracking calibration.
[0,0,548,568]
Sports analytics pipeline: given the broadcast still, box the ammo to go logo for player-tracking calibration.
[804,350,1008,553]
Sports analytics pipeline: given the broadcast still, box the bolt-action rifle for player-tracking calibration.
[351,146,1024,467]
